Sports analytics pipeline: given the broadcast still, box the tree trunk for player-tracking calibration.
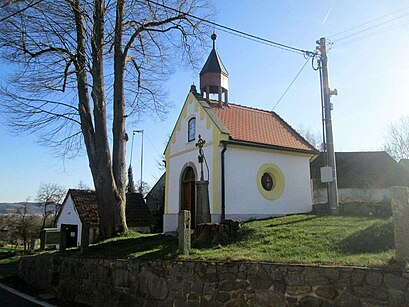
[72,0,127,239]
[112,0,128,233]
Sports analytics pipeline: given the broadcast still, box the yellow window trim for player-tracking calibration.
[256,163,285,201]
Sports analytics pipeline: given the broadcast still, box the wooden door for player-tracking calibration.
[62,224,78,248]
[181,167,196,228]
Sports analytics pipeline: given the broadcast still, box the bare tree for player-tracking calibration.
[136,179,150,197]
[297,126,323,151]
[383,116,409,161]
[6,200,42,252]
[77,181,91,190]
[36,183,66,229]
[0,0,211,239]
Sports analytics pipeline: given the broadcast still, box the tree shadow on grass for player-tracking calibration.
[192,226,256,249]
[265,215,319,228]
[335,220,394,254]
[83,234,179,260]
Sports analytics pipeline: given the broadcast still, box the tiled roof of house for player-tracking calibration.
[65,190,153,227]
[69,189,99,225]
[310,151,409,188]
[209,102,317,153]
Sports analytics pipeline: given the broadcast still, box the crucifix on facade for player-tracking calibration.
[195,134,206,181]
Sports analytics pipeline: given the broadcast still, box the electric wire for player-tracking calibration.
[333,19,409,49]
[0,0,46,23]
[333,11,409,43]
[328,5,409,39]
[272,56,312,111]
[216,27,303,55]
[2,0,314,56]
[142,0,313,56]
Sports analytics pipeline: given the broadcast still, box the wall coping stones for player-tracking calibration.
[18,254,409,306]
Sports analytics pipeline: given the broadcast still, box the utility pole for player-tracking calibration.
[317,37,339,214]
[134,129,144,194]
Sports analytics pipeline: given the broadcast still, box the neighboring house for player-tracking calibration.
[310,151,409,204]
[145,173,165,232]
[125,193,154,233]
[56,189,153,247]
[399,159,409,173]
[163,35,318,233]
[56,189,98,248]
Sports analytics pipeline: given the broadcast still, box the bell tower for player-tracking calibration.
[200,34,229,105]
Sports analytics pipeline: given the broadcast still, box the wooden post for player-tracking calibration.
[81,224,89,254]
[40,229,46,251]
[178,210,191,254]
[390,186,409,263]
[60,226,67,251]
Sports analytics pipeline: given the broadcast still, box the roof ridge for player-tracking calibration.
[335,151,386,154]
[69,189,95,192]
[209,101,273,114]
[271,111,318,152]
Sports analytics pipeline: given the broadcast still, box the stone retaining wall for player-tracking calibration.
[19,254,409,306]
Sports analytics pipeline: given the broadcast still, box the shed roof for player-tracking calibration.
[69,189,99,225]
[63,190,153,227]
[310,151,409,188]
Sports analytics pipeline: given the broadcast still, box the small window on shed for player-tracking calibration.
[188,118,196,142]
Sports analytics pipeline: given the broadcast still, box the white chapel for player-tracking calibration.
[163,35,318,232]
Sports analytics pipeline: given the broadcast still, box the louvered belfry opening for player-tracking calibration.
[199,33,229,106]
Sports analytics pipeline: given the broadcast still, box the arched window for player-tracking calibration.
[188,117,196,142]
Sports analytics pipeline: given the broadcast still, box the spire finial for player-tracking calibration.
[211,33,217,50]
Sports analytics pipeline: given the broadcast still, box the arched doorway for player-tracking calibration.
[181,166,196,228]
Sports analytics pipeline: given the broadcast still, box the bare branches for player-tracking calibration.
[0,0,213,238]
[36,182,66,227]
[383,116,409,161]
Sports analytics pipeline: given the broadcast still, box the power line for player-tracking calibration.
[0,0,46,23]
[333,12,409,43]
[143,0,313,56]
[3,0,314,56]
[272,56,312,111]
[333,20,409,49]
[328,5,409,39]
[216,27,303,56]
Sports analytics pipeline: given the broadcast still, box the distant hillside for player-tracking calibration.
[0,202,43,215]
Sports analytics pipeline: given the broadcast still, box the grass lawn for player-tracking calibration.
[83,214,396,268]
[0,247,24,266]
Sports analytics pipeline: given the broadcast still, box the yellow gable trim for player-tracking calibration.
[169,141,214,159]
[224,143,314,159]
[164,92,229,156]
[163,92,196,155]
[164,92,230,216]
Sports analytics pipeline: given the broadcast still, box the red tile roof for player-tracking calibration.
[209,102,317,153]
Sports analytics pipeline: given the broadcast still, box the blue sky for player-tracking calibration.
[2,0,409,202]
